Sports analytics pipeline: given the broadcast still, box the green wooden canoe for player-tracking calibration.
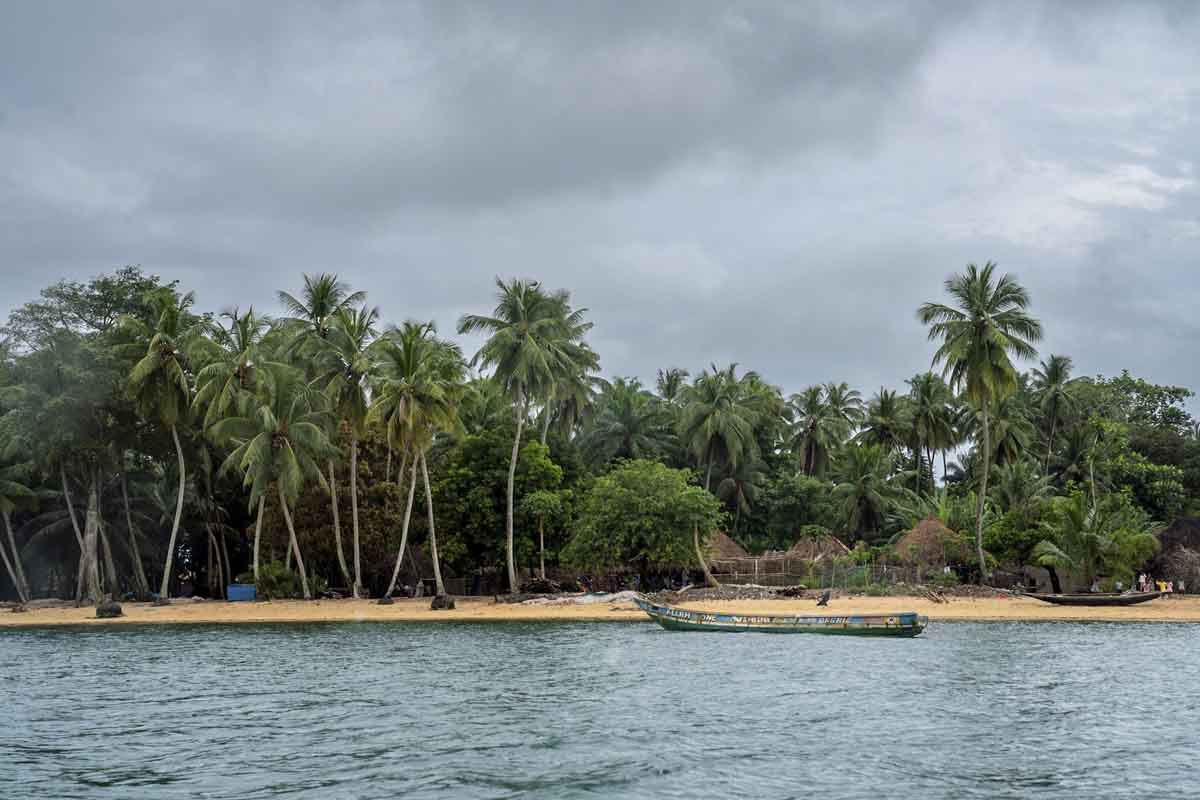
[634,596,928,637]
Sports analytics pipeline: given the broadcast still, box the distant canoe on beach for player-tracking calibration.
[1026,591,1164,607]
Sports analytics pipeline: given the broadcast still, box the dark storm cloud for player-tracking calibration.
[2,1,1200,401]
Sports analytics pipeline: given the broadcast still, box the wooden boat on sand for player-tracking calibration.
[633,596,928,637]
[1026,591,1163,607]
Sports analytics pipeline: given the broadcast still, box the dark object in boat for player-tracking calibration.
[1026,591,1163,606]
[816,589,831,607]
[634,595,927,636]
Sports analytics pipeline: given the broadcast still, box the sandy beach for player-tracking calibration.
[3,594,1200,627]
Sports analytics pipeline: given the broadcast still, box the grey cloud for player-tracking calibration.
[3,1,1200,405]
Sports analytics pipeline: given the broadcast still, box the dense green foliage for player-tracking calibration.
[2,263,1199,602]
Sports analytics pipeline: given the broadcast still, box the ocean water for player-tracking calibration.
[1,620,1195,799]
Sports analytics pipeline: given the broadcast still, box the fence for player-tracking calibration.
[711,559,951,589]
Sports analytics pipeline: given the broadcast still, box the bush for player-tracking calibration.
[239,561,301,599]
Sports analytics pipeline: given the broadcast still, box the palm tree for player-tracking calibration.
[192,307,271,432]
[655,368,690,404]
[680,364,763,491]
[372,321,466,599]
[539,342,601,443]
[0,465,35,602]
[918,262,1042,580]
[211,362,336,600]
[277,273,367,342]
[126,289,198,601]
[458,377,509,436]
[823,381,865,435]
[1032,354,1078,472]
[458,279,591,593]
[1032,492,1159,592]
[988,460,1051,518]
[316,305,379,597]
[858,389,908,454]
[789,386,838,478]
[907,372,955,492]
[717,458,765,536]
[832,444,898,540]
[583,378,673,464]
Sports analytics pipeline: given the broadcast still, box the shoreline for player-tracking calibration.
[3,594,1200,628]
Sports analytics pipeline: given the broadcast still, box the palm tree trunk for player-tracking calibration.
[1044,416,1057,475]
[539,403,552,444]
[121,471,150,598]
[385,455,419,598]
[704,462,713,492]
[505,398,528,593]
[218,530,232,596]
[538,516,546,580]
[159,424,187,600]
[83,474,102,603]
[350,433,363,598]
[420,451,446,597]
[693,525,719,587]
[327,459,353,591]
[975,400,991,583]
[252,495,265,582]
[1,510,30,603]
[385,440,392,483]
[278,485,311,600]
[98,518,119,599]
[208,528,225,597]
[61,465,86,603]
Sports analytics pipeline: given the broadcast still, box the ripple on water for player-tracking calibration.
[1,621,1197,799]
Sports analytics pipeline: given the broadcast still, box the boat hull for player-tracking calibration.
[1027,591,1163,607]
[634,597,927,637]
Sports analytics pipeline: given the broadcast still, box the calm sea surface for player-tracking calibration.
[1,620,1196,799]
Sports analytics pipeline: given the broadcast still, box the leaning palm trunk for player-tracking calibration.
[974,400,991,582]
[278,486,311,600]
[208,528,225,596]
[61,465,86,603]
[252,495,265,582]
[350,433,363,598]
[385,456,420,598]
[327,459,353,590]
[121,471,150,598]
[82,475,103,602]
[1043,415,1057,475]
[420,451,446,596]
[504,399,528,593]
[158,424,187,600]
[693,524,719,588]
[1,510,30,603]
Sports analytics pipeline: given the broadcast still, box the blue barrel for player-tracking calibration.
[227,584,257,602]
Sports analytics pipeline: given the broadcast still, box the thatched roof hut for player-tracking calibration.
[784,533,850,563]
[892,517,969,567]
[706,531,749,561]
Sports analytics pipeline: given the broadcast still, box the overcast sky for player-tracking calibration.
[3,1,1199,398]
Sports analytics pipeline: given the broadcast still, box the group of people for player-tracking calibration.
[1136,574,1185,595]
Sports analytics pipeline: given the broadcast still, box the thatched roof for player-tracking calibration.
[784,534,850,562]
[707,531,749,561]
[893,517,969,567]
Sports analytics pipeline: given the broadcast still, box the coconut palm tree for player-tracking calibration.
[210,361,336,599]
[832,444,899,541]
[539,342,601,443]
[372,321,466,599]
[717,458,766,536]
[277,273,367,343]
[458,377,509,436]
[315,305,379,597]
[655,367,690,404]
[1032,492,1159,592]
[458,279,591,593]
[192,307,271,432]
[583,378,673,465]
[918,262,1042,579]
[789,386,838,478]
[680,364,763,491]
[1032,354,1078,472]
[823,381,865,435]
[907,372,956,492]
[858,388,908,454]
[989,459,1051,517]
[126,289,199,601]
